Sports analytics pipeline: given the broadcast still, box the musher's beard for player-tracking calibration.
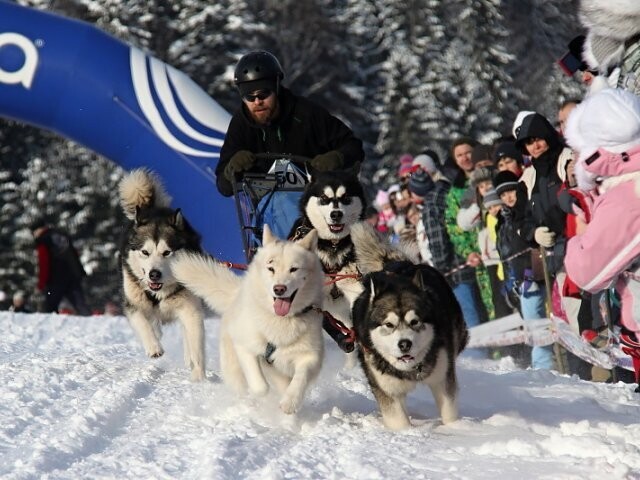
[248,101,279,126]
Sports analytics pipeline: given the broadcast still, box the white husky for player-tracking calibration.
[172,225,325,414]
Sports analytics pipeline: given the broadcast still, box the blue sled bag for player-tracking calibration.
[254,160,308,240]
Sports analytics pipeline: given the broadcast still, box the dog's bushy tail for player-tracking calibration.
[350,222,417,274]
[119,168,172,220]
[171,252,240,314]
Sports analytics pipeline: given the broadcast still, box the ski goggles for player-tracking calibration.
[242,89,274,103]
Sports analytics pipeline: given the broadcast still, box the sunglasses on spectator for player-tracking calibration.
[243,89,274,102]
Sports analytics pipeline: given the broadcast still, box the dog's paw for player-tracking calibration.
[190,367,206,382]
[147,347,164,358]
[279,395,300,415]
[248,381,269,397]
[343,352,358,370]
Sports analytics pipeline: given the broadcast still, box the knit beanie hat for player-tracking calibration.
[482,189,502,208]
[387,183,401,197]
[375,189,390,208]
[408,170,434,197]
[398,154,414,177]
[493,170,519,196]
[469,166,495,188]
[471,145,493,165]
[493,141,523,164]
[411,154,437,174]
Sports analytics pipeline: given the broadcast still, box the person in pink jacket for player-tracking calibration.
[563,88,640,388]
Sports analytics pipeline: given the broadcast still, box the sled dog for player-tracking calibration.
[172,225,324,414]
[350,223,468,429]
[119,168,206,381]
[288,165,365,362]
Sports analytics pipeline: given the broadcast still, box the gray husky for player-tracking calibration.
[119,168,206,381]
[350,222,468,429]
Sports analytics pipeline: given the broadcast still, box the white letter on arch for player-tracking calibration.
[0,32,39,89]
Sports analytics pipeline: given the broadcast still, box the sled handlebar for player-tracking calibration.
[254,153,311,168]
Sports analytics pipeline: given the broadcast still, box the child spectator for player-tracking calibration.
[494,170,548,369]
[480,189,512,318]
[564,88,640,387]
[493,141,524,177]
[373,189,395,235]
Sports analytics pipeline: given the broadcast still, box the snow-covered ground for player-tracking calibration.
[1,311,640,480]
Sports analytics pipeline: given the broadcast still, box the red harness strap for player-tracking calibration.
[222,261,248,271]
[324,272,361,286]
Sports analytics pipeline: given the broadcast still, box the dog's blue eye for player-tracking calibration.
[290,267,298,273]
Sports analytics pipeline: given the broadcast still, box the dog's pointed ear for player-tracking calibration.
[297,229,318,251]
[368,276,376,307]
[306,162,318,183]
[262,224,276,245]
[412,269,427,291]
[134,206,143,225]
[171,209,185,230]
[367,271,388,300]
[345,161,361,177]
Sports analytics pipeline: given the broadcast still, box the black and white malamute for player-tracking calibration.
[119,168,206,381]
[350,223,468,429]
[287,165,365,361]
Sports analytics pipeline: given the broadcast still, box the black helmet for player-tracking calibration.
[234,51,284,85]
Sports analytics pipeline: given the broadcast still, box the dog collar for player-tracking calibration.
[298,304,314,315]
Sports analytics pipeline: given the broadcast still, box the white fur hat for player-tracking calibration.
[579,0,640,72]
[564,88,640,188]
[565,88,640,158]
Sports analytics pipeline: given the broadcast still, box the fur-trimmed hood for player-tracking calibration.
[579,0,640,72]
[565,88,640,189]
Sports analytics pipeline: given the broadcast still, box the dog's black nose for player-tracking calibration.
[330,210,343,221]
[149,269,162,282]
[273,284,287,296]
[398,339,412,353]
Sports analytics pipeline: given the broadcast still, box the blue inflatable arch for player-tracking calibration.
[0,0,244,263]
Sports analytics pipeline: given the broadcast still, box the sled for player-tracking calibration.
[231,153,310,261]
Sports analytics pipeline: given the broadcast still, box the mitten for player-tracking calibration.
[310,150,344,171]
[224,150,256,181]
[534,226,556,248]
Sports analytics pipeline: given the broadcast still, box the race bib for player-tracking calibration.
[268,159,309,188]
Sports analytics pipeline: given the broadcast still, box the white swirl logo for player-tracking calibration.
[130,47,231,158]
[0,32,38,89]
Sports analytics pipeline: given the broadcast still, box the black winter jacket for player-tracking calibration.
[496,184,535,281]
[216,88,365,197]
[517,114,569,275]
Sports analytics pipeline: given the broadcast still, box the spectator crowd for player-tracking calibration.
[369,22,640,384]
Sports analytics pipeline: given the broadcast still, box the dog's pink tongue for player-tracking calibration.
[273,297,292,316]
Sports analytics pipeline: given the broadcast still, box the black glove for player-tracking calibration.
[310,150,344,171]
[224,150,256,181]
[557,189,578,214]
